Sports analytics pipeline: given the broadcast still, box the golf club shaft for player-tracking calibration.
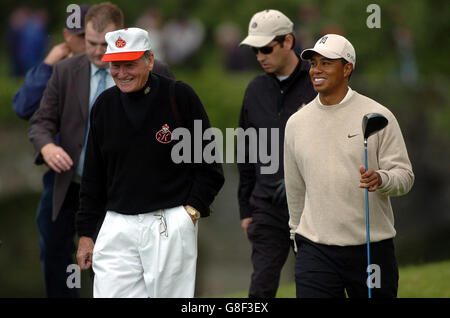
[364,141,372,298]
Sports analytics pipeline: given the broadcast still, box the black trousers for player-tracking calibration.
[247,206,292,298]
[295,234,398,298]
[37,180,79,298]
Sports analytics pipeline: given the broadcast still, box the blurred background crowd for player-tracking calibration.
[0,0,448,297]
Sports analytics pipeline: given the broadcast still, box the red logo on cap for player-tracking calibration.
[115,36,126,48]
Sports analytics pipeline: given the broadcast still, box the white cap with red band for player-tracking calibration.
[102,27,151,62]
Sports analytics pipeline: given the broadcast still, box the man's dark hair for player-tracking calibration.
[85,2,124,31]
[274,32,296,50]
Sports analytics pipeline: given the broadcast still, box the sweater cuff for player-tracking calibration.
[76,226,96,239]
[76,213,100,239]
[239,205,253,220]
[376,170,390,194]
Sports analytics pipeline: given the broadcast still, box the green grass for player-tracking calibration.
[397,260,450,298]
[218,260,450,298]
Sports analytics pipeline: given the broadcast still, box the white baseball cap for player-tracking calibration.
[301,34,356,69]
[102,27,151,62]
[240,9,294,47]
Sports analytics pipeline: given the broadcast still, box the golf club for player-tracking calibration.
[362,112,388,298]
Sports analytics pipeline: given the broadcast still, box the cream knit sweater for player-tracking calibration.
[284,90,414,246]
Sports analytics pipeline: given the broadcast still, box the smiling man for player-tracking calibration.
[284,34,414,298]
[109,51,154,92]
[237,9,316,298]
[75,28,224,298]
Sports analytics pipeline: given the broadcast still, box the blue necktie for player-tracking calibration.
[77,69,107,178]
[91,69,107,108]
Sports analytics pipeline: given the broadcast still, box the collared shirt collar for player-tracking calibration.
[90,63,110,77]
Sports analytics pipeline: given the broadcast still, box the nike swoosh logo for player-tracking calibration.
[348,134,359,138]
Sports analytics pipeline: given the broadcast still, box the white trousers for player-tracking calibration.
[92,206,198,298]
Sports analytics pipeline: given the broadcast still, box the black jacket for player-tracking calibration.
[237,58,316,221]
[76,73,224,238]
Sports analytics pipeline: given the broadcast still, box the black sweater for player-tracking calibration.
[76,73,224,238]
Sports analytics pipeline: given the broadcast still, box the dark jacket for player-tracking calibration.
[237,58,316,221]
[76,73,225,238]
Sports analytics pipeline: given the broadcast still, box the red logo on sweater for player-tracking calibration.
[155,124,172,144]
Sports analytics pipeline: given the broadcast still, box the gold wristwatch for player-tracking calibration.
[185,206,201,220]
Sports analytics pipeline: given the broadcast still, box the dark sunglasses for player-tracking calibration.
[251,42,280,55]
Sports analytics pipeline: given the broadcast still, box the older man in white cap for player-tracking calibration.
[75,27,224,298]
[28,3,175,298]
[237,9,316,298]
[284,34,414,297]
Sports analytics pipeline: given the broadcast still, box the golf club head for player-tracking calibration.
[362,113,388,139]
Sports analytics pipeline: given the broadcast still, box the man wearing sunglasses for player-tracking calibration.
[237,9,316,298]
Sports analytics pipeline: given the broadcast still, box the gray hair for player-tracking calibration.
[141,50,152,65]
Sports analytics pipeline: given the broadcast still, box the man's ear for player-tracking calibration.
[148,51,155,71]
[344,62,353,78]
[284,34,294,50]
